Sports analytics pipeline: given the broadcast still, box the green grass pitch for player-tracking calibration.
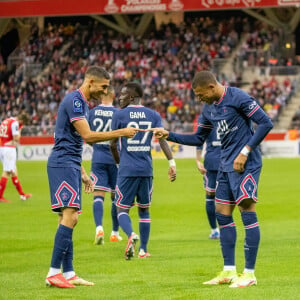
[0,158,300,299]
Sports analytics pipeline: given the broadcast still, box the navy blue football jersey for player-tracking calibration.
[89,104,118,164]
[168,86,273,172]
[197,128,221,171]
[48,89,89,170]
[111,105,162,177]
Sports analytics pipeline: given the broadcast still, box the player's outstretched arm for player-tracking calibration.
[159,139,176,182]
[81,166,94,193]
[73,119,139,143]
[150,128,169,139]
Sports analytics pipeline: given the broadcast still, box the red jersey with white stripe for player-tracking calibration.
[0,118,19,147]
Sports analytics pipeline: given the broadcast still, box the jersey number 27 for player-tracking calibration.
[127,121,152,145]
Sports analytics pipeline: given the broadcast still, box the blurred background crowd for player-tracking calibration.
[0,12,298,135]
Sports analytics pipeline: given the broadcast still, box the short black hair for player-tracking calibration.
[85,66,110,80]
[125,82,143,98]
[192,71,217,89]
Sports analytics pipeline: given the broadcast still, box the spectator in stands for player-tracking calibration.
[0,16,297,135]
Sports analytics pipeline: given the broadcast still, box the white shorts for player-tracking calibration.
[0,146,17,172]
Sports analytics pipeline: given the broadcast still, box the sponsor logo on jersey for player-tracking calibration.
[127,146,151,152]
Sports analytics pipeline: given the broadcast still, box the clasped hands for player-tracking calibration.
[128,127,169,139]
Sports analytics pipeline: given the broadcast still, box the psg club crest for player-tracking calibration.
[104,0,119,13]
[168,0,184,11]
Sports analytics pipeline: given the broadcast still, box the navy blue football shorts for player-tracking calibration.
[203,170,218,193]
[90,163,118,193]
[215,167,261,205]
[47,166,82,213]
[115,176,153,209]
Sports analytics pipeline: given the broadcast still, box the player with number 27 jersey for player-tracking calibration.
[111,105,162,177]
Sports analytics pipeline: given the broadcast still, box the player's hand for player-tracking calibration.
[196,160,206,175]
[233,153,248,173]
[82,174,94,193]
[121,127,143,138]
[149,128,169,139]
[168,166,176,182]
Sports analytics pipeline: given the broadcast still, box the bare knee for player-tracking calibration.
[94,190,105,198]
[238,198,256,212]
[138,207,149,213]
[117,207,129,214]
[61,208,79,228]
[2,171,12,178]
[206,191,215,197]
[215,203,235,215]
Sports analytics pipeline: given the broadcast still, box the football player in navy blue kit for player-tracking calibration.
[152,71,273,288]
[110,82,176,260]
[89,86,122,244]
[195,128,221,240]
[45,67,139,288]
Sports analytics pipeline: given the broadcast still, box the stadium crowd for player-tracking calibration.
[237,21,297,68]
[0,16,297,135]
[249,76,296,122]
[291,106,300,128]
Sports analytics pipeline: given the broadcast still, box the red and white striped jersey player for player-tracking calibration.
[0,115,32,202]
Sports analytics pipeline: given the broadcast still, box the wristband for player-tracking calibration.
[241,146,250,157]
[168,159,176,167]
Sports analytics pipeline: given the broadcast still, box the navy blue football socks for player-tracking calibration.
[51,224,73,269]
[216,213,236,266]
[206,194,217,229]
[93,196,104,227]
[62,240,73,273]
[118,212,133,237]
[241,211,260,270]
[139,210,151,252]
[111,199,119,232]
